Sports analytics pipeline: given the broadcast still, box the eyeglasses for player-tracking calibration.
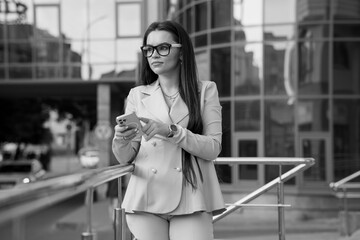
[140,43,182,58]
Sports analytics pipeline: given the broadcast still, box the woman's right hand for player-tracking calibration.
[113,124,139,143]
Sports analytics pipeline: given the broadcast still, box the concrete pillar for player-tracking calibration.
[95,84,112,199]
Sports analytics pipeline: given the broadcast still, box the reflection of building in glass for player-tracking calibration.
[169,0,360,218]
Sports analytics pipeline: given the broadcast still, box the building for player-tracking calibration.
[1,0,360,219]
[166,0,360,219]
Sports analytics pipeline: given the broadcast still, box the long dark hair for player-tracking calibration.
[140,21,203,189]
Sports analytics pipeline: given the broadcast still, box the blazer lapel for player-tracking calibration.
[141,81,171,124]
[169,96,189,125]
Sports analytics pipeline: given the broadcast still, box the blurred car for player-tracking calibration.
[0,159,46,190]
[78,147,100,169]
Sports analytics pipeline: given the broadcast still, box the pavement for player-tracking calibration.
[45,155,360,240]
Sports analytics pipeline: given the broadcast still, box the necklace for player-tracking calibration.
[163,91,179,102]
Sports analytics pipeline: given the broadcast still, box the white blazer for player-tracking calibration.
[119,80,225,215]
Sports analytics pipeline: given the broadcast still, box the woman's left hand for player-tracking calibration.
[139,117,169,141]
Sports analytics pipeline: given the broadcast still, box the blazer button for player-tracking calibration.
[175,167,182,172]
[151,141,157,147]
[151,168,157,174]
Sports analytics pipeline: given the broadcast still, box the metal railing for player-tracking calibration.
[0,157,315,240]
[0,164,134,240]
[329,170,360,236]
[213,157,315,240]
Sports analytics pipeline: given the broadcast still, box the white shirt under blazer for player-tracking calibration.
[116,80,225,216]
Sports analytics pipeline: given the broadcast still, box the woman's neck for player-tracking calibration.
[158,75,180,95]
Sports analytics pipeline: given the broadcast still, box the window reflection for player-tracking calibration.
[333,41,360,94]
[264,42,295,96]
[195,2,207,32]
[234,43,261,96]
[211,0,231,28]
[296,0,330,22]
[217,100,232,184]
[334,24,360,38]
[333,100,360,181]
[265,100,295,184]
[264,25,295,41]
[35,5,60,38]
[298,41,329,95]
[303,139,326,181]
[211,47,231,97]
[195,51,209,81]
[235,100,260,131]
[8,41,32,63]
[211,30,230,45]
[298,24,329,40]
[233,0,263,26]
[264,0,296,24]
[297,100,328,131]
[235,26,262,42]
[9,66,32,79]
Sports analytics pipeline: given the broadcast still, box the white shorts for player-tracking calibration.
[126,211,214,240]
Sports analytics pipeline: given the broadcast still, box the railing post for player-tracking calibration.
[114,177,126,240]
[277,164,285,240]
[82,188,95,240]
[343,188,350,237]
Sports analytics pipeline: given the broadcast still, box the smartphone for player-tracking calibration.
[116,112,143,135]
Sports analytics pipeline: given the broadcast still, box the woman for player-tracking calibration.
[112,20,225,240]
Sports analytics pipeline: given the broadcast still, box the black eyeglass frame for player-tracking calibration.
[140,43,182,58]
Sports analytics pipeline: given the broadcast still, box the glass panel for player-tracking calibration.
[211,30,230,45]
[195,34,207,48]
[91,63,122,80]
[35,40,60,63]
[0,67,5,80]
[298,41,329,95]
[333,100,360,181]
[211,0,231,29]
[233,0,263,26]
[0,41,4,62]
[235,100,260,131]
[217,101,231,184]
[235,27,262,42]
[303,139,326,181]
[195,51,209,81]
[296,0,330,22]
[117,2,142,37]
[7,24,34,40]
[298,24,329,39]
[8,42,33,63]
[211,47,231,97]
[61,0,86,40]
[87,40,115,63]
[185,7,193,34]
[36,65,61,78]
[264,25,295,41]
[238,140,258,180]
[9,66,33,79]
[264,0,296,24]
[35,5,60,38]
[62,63,82,79]
[333,41,360,94]
[195,2,207,32]
[234,43,261,96]
[220,101,231,157]
[333,1,360,20]
[265,100,295,184]
[298,100,329,131]
[334,24,360,38]
[264,42,295,96]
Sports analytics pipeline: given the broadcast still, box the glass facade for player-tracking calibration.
[0,0,144,81]
[171,0,360,189]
